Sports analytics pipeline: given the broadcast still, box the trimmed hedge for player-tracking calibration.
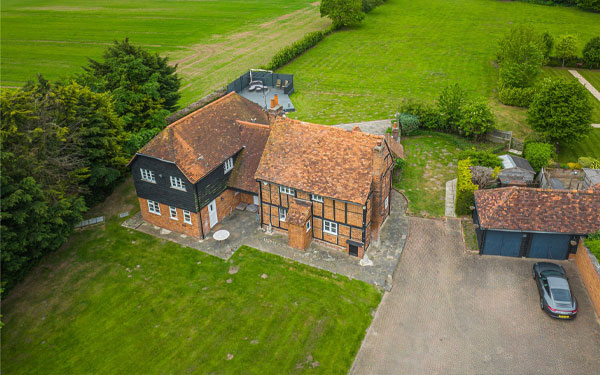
[457,148,502,168]
[397,113,420,135]
[455,158,479,216]
[265,31,326,71]
[498,86,535,107]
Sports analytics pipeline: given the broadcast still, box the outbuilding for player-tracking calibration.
[473,186,600,259]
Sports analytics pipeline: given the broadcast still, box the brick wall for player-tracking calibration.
[575,240,600,317]
[199,189,241,236]
[139,198,202,238]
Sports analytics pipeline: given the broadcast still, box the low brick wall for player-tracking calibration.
[575,240,600,317]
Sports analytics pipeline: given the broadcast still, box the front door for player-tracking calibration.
[253,195,259,205]
[349,244,359,257]
[208,199,218,228]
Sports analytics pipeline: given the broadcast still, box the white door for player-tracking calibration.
[208,199,218,228]
[253,195,259,205]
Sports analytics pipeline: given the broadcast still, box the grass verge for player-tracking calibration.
[462,220,479,252]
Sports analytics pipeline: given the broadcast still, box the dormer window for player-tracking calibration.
[170,176,186,191]
[279,186,295,195]
[224,158,234,173]
[140,168,155,183]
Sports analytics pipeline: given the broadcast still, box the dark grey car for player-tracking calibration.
[533,262,578,319]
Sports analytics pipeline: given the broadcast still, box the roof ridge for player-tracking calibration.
[236,119,270,129]
[166,91,238,130]
[276,118,384,142]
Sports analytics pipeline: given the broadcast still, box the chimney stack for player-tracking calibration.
[392,121,399,142]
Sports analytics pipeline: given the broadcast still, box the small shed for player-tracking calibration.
[473,187,600,260]
[583,168,600,189]
[497,154,535,187]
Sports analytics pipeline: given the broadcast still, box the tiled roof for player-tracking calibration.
[255,118,385,204]
[475,187,600,234]
[227,121,270,194]
[384,134,404,159]
[287,198,312,226]
[133,92,269,183]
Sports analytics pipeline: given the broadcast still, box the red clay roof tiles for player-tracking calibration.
[227,121,270,194]
[475,187,600,234]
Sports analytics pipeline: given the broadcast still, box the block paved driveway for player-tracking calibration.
[351,217,600,375]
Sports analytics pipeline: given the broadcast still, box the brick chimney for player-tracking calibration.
[392,121,399,142]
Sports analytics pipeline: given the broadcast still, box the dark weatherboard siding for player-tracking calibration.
[528,233,570,260]
[196,152,239,208]
[131,155,197,212]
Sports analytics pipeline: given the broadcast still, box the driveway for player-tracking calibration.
[351,217,600,375]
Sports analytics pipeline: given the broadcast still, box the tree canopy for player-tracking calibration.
[320,0,365,29]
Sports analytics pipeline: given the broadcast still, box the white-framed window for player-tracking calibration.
[183,210,192,224]
[169,206,178,220]
[311,194,323,203]
[279,186,295,195]
[279,208,287,222]
[148,200,161,215]
[140,168,155,183]
[224,157,234,173]
[306,220,311,232]
[170,176,186,191]
[323,220,338,235]
[384,196,389,210]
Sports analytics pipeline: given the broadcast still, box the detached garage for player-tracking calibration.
[473,186,600,260]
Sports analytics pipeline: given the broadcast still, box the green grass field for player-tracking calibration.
[557,128,600,162]
[1,0,329,105]
[578,69,600,90]
[284,0,600,125]
[0,181,380,374]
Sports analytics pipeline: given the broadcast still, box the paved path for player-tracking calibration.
[569,70,600,101]
[444,179,457,218]
[351,217,600,375]
[334,119,392,135]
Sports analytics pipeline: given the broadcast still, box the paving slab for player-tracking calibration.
[444,178,457,218]
[334,119,392,135]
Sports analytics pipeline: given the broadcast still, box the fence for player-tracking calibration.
[74,216,104,229]
[485,129,512,144]
[226,71,294,95]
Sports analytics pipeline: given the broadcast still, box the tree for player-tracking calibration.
[497,25,545,89]
[555,34,578,67]
[470,166,496,189]
[583,36,600,69]
[458,98,495,140]
[577,0,600,12]
[523,142,555,172]
[78,39,180,144]
[437,83,467,132]
[527,78,592,145]
[320,0,364,29]
[541,31,554,60]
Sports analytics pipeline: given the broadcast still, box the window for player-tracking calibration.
[148,200,161,215]
[311,194,323,203]
[384,196,389,210]
[323,220,337,235]
[279,208,287,222]
[140,168,155,183]
[306,220,311,232]
[224,158,234,173]
[169,206,178,220]
[170,176,186,191]
[279,186,295,195]
[183,210,192,224]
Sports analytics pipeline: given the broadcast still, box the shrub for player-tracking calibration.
[397,99,441,130]
[555,34,579,67]
[578,156,600,168]
[438,83,467,132]
[320,0,364,29]
[541,31,554,60]
[498,86,535,107]
[456,158,479,216]
[397,113,420,136]
[577,0,600,12]
[497,25,545,88]
[527,78,592,145]
[458,148,502,168]
[523,142,555,172]
[266,31,325,70]
[458,98,495,140]
[470,166,496,189]
[362,0,385,12]
[583,37,600,69]
[585,231,600,262]
[394,157,406,171]
[567,162,582,170]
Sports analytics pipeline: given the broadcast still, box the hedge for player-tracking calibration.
[523,142,555,172]
[498,86,536,107]
[265,31,326,71]
[455,158,479,216]
[397,113,419,135]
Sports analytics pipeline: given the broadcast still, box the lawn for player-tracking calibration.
[393,133,479,217]
[0,0,330,106]
[578,69,600,91]
[0,181,381,374]
[541,67,600,123]
[557,128,600,162]
[283,0,600,125]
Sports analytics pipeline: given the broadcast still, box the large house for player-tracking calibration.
[129,92,397,258]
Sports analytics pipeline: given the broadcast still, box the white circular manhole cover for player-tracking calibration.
[213,230,230,241]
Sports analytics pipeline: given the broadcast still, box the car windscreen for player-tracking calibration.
[541,270,562,277]
[550,288,571,302]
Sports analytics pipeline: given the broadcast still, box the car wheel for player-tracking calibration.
[540,297,544,310]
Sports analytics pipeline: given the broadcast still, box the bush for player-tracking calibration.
[523,142,555,172]
[320,0,364,29]
[583,37,600,69]
[567,162,582,170]
[585,231,600,263]
[577,0,600,12]
[555,34,579,67]
[458,148,502,168]
[394,157,406,171]
[397,113,420,136]
[438,83,467,132]
[541,31,554,60]
[456,158,479,216]
[266,31,325,70]
[498,86,535,107]
[397,99,441,130]
[362,0,385,12]
[458,98,495,140]
[497,25,545,89]
[578,156,600,168]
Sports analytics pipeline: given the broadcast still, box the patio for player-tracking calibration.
[238,86,295,112]
[122,190,408,290]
